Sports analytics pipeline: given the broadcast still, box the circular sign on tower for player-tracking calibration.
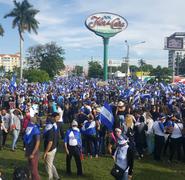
[85,12,128,38]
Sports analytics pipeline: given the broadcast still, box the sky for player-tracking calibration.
[0,0,185,68]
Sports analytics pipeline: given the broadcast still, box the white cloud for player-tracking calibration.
[1,0,185,67]
[0,0,13,6]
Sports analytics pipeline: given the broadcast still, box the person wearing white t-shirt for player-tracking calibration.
[169,118,183,162]
[27,103,35,118]
[152,115,165,161]
[145,112,154,155]
[56,104,64,139]
[64,120,83,176]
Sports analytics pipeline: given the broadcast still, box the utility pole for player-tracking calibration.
[124,40,146,85]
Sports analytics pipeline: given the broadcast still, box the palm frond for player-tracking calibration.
[0,24,4,36]
[4,0,39,35]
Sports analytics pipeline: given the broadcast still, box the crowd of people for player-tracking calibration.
[0,77,185,180]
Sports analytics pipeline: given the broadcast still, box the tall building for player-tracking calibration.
[0,53,20,72]
[164,32,185,75]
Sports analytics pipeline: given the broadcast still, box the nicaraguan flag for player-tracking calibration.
[141,93,151,99]
[81,120,96,135]
[43,121,58,135]
[9,74,17,92]
[92,82,96,89]
[160,82,166,91]
[43,122,53,135]
[24,123,40,145]
[100,102,114,130]
[167,85,173,93]
[133,93,140,105]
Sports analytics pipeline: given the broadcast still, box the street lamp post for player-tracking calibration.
[124,40,146,85]
[125,40,129,86]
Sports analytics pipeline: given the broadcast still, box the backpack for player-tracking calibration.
[13,167,31,180]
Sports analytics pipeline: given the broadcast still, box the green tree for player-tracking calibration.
[142,64,153,72]
[27,42,65,78]
[0,66,5,77]
[0,24,4,36]
[150,65,172,82]
[4,0,39,79]
[88,61,103,78]
[118,63,127,73]
[24,69,50,82]
[179,55,185,75]
[73,65,83,76]
[138,59,146,71]
[130,65,139,73]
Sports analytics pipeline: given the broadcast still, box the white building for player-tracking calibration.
[164,32,185,75]
[0,53,20,72]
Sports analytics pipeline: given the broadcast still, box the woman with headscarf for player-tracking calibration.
[112,137,134,180]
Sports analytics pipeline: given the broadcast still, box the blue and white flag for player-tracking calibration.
[141,93,151,99]
[9,74,17,93]
[43,122,53,135]
[81,120,96,135]
[100,102,114,130]
[160,82,166,91]
[133,93,140,105]
[24,123,40,145]
[43,121,58,135]
[92,82,96,89]
[167,85,173,93]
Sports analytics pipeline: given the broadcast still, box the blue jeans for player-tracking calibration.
[122,172,128,180]
[12,129,20,150]
[146,133,154,154]
[116,172,128,180]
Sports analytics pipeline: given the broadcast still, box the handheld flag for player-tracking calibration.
[24,123,40,145]
[9,74,17,93]
[100,102,114,130]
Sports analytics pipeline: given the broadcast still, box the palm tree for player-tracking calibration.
[0,24,4,36]
[138,59,145,69]
[138,59,145,80]
[4,0,39,79]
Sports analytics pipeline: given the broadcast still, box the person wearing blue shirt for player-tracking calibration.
[64,120,83,176]
[24,116,40,180]
[81,114,97,158]
[52,101,57,113]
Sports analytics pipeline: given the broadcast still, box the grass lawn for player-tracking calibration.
[0,123,185,180]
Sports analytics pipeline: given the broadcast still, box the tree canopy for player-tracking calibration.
[72,65,83,76]
[88,61,103,78]
[0,24,4,36]
[24,69,50,82]
[150,65,172,82]
[27,42,65,78]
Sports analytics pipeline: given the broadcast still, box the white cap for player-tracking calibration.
[96,107,101,113]
[115,128,122,133]
[72,120,78,126]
